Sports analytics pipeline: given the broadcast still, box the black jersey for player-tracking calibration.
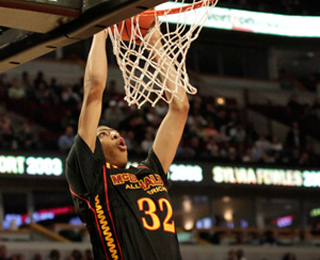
[66,135,182,260]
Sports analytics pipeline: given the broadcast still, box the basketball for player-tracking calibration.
[116,15,155,42]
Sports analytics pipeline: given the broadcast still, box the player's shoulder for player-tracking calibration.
[66,134,105,165]
[141,148,165,174]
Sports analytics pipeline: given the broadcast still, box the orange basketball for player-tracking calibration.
[116,15,155,42]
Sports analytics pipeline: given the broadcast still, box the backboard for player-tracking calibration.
[0,0,167,72]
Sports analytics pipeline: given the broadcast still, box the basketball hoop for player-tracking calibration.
[141,0,217,16]
[108,0,218,108]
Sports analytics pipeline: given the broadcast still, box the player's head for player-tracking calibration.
[97,125,128,168]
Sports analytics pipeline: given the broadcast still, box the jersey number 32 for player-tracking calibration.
[137,198,175,233]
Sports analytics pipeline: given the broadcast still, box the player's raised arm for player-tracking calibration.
[78,30,108,152]
[147,28,190,174]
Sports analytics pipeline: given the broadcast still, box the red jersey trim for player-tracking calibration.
[103,166,124,260]
[138,165,150,169]
[69,186,109,260]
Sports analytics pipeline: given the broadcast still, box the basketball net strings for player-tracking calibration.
[108,0,218,108]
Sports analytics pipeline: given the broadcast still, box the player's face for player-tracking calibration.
[97,126,128,168]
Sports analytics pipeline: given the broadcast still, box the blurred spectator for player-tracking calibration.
[0,123,17,150]
[298,152,311,166]
[122,130,138,154]
[21,71,32,97]
[251,143,264,162]
[16,121,41,150]
[192,135,204,155]
[206,138,220,159]
[203,102,216,120]
[203,120,220,141]
[261,151,276,164]
[102,100,125,129]
[1,69,319,167]
[0,245,9,260]
[229,123,247,143]
[70,250,82,260]
[303,72,318,92]
[177,141,196,159]
[58,126,75,152]
[7,78,26,100]
[33,71,47,89]
[145,106,161,127]
[83,250,94,260]
[282,252,296,260]
[122,112,146,144]
[47,250,60,260]
[306,146,320,166]
[154,100,167,117]
[228,110,241,125]
[34,82,51,104]
[11,254,24,260]
[188,115,207,139]
[227,249,237,260]
[215,109,229,131]
[219,142,232,160]
[273,151,286,165]
[260,230,280,246]
[141,131,154,154]
[236,249,247,260]
[242,148,253,163]
[107,79,124,100]
[286,122,305,148]
[255,134,271,152]
[228,147,240,162]
[48,78,61,100]
[0,114,12,127]
[32,254,42,260]
[287,94,303,119]
[270,135,283,152]
[245,122,259,143]
[60,110,78,131]
[61,85,81,106]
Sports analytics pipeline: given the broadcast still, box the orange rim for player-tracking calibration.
[139,0,216,17]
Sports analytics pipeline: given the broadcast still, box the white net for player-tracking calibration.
[108,0,218,108]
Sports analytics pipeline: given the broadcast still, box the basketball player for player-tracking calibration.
[66,27,189,260]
